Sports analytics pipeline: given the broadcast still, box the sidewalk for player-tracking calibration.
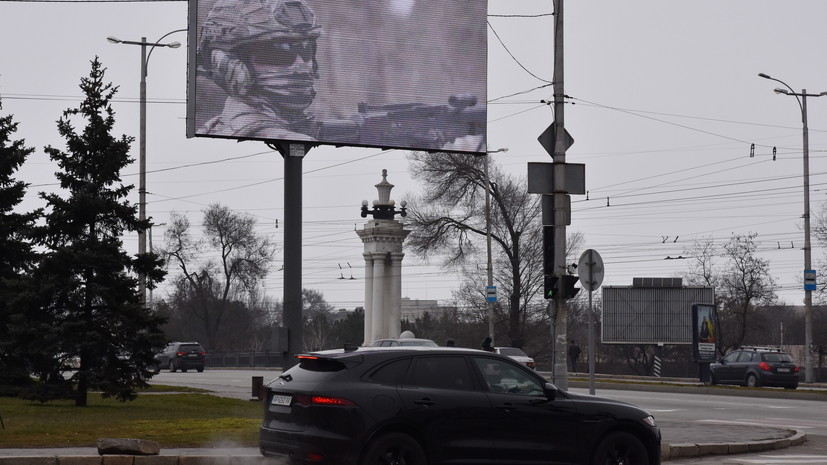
[0,425,806,463]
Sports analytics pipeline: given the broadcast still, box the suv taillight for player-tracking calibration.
[759,362,771,371]
[293,393,356,407]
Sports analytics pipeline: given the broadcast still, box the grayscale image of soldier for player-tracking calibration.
[197,0,322,140]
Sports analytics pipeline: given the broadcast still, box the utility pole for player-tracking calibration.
[551,0,569,390]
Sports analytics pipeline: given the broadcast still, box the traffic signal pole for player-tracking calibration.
[551,0,569,390]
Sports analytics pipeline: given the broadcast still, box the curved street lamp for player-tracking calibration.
[108,29,185,305]
[758,72,827,383]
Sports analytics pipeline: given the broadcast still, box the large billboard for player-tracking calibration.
[186,0,488,154]
[602,284,715,344]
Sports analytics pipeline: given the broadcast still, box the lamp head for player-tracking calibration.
[107,36,122,44]
[758,72,772,80]
[773,88,790,95]
[167,41,182,49]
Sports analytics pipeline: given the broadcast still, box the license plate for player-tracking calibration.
[777,367,790,373]
[271,395,292,406]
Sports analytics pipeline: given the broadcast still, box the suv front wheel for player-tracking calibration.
[592,431,649,465]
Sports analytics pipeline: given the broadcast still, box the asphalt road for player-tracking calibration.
[152,368,280,400]
[152,369,827,463]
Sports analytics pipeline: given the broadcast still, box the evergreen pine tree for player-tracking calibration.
[33,57,166,406]
[0,100,40,392]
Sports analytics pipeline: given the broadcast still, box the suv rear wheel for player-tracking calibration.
[746,373,760,388]
[362,433,426,465]
[169,360,177,373]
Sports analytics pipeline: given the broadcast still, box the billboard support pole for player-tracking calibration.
[270,142,315,370]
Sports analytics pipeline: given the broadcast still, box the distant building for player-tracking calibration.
[401,298,442,321]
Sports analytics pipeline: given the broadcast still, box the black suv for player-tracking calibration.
[156,342,206,373]
[710,346,799,389]
[260,347,661,465]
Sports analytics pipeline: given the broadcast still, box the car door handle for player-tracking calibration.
[414,398,435,406]
[496,403,516,412]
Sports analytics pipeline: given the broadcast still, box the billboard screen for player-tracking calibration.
[187,0,488,154]
[601,285,715,344]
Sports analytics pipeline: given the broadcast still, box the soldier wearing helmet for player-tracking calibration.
[197,0,323,140]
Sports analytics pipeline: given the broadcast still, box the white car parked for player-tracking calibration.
[495,347,536,369]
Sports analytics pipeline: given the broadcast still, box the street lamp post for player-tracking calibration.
[759,72,827,383]
[108,30,184,305]
[483,148,508,345]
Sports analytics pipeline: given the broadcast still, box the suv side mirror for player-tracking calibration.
[543,382,558,400]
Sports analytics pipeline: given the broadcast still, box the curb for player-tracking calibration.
[661,428,807,461]
[0,456,279,465]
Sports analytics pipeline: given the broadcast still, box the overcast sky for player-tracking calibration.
[2,0,827,310]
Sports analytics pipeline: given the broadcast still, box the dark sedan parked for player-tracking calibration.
[260,346,660,465]
[710,346,799,389]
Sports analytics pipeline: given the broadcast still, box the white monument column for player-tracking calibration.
[370,252,386,342]
[362,252,374,346]
[356,170,410,345]
[389,252,404,337]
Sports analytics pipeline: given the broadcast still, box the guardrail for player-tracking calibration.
[205,351,284,368]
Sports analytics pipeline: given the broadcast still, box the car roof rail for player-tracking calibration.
[739,345,781,352]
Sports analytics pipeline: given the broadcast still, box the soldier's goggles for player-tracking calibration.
[239,39,316,67]
[269,40,317,66]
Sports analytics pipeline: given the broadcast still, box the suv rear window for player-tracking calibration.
[404,356,472,390]
[763,353,794,363]
[178,344,204,352]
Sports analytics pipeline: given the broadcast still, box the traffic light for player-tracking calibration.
[561,275,580,299]
[542,226,554,275]
[544,275,558,300]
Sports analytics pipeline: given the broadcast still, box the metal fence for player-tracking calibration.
[205,351,284,369]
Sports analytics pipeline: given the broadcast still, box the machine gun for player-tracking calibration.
[319,94,486,151]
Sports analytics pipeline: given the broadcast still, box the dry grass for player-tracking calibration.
[0,387,263,448]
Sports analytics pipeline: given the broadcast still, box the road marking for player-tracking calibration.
[732,455,827,464]
[697,418,817,429]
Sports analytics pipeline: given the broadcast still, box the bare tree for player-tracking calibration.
[682,237,720,289]
[302,288,335,351]
[684,234,777,352]
[406,152,564,348]
[163,204,275,350]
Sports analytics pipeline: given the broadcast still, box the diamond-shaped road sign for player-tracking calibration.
[538,123,574,157]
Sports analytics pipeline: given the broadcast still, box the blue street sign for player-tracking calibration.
[486,286,497,302]
[805,269,817,291]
